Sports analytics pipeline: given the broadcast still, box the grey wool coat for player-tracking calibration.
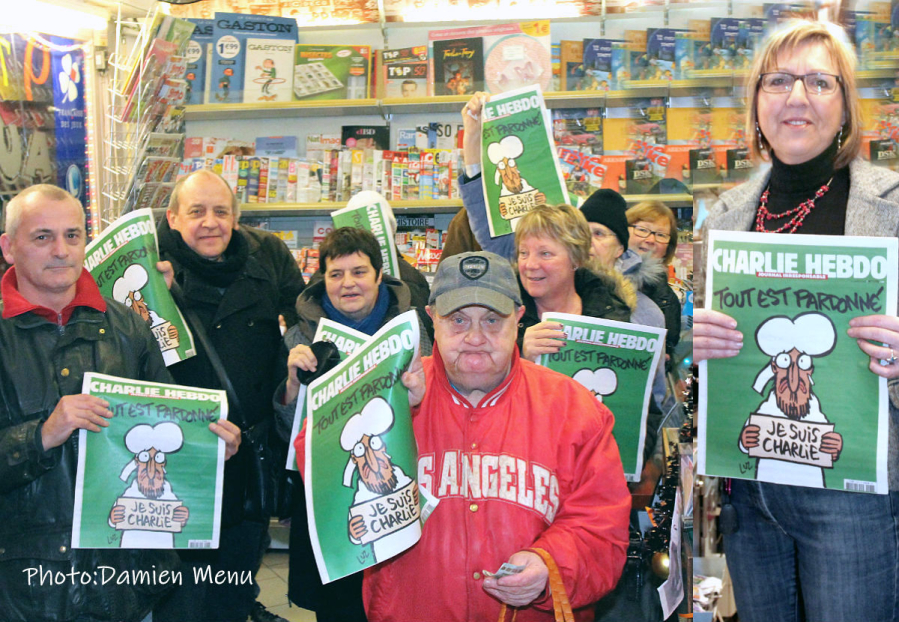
[697,157,899,489]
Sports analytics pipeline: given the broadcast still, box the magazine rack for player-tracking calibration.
[103,5,187,225]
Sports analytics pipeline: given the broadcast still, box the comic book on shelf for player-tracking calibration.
[185,19,213,105]
[122,11,195,104]
[120,39,178,122]
[861,91,899,173]
[601,107,633,194]
[666,97,711,191]
[126,182,175,213]
[209,13,298,104]
[711,96,752,183]
[429,21,551,96]
[293,45,371,101]
[709,18,765,72]
[625,30,651,82]
[244,39,295,103]
[551,42,560,91]
[430,37,484,96]
[645,28,683,81]
[482,21,551,94]
[553,108,604,201]
[381,46,429,99]
[625,97,668,194]
[582,39,619,91]
[559,40,585,91]
[341,126,390,151]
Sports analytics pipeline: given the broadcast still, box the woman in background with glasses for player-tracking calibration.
[626,200,682,366]
[695,20,899,622]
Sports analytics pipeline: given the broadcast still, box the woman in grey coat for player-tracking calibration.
[695,20,899,622]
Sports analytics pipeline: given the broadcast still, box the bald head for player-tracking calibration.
[166,170,240,261]
[4,184,83,239]
[168,169,239,219]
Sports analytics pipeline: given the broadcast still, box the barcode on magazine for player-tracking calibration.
[189,540,213,549]
[844,479,876,493]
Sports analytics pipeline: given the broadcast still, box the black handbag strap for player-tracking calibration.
[171,281,247,428]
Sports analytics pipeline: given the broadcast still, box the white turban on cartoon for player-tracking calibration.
[572,368,618,402]
[752,312,837,394]
[112,264,149,305]
[340,397,394,487]
[118,422,184,481]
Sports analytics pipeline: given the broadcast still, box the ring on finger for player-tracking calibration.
[888,348,898,365]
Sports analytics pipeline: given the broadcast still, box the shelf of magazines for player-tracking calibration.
[180,69,899,122]
[184,90,674,122]
[240,198,462,217]
[237,193,694,217]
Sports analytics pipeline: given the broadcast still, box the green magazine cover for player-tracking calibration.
[72,373,226,549]
[481,84,569,237]
[698,230,897,494]
[537,312,665,481]
[305,311,434,583]
[332,193,401,278]
[85,209,195,366]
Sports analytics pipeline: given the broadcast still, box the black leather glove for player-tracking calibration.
[294,340,342,385]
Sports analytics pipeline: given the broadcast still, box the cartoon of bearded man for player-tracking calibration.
[740,312,843,487]
[340,397,417,562]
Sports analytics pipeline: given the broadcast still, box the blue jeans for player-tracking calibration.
[725,479,899,622]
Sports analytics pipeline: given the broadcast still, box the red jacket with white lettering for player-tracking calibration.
[361,345,630,622]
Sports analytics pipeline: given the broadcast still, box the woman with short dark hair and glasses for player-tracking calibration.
[695,20,899,622]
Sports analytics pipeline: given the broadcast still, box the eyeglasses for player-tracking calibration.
[758,72,842,96]
[630,225,671,243]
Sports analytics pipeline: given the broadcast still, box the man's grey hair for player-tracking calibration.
[168,169,240,220]
[3,184,84,239]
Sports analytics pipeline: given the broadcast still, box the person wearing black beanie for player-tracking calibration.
[579,188,630,250]
[578,189,682,366]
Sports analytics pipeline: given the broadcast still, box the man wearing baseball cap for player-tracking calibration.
[361,251,631,622]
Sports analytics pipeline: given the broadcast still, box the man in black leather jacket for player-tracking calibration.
[153,170,305,622]
[0,185,240,622]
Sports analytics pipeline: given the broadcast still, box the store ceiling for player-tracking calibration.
[68,0,158,20]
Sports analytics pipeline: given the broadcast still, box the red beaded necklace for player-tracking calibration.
[754,177,833,233]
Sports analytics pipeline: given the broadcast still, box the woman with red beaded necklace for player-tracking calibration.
[695,20,899,622]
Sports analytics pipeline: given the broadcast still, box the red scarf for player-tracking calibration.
[1,267,106,324]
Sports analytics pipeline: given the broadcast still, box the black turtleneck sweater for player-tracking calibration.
[758,138,850,236]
